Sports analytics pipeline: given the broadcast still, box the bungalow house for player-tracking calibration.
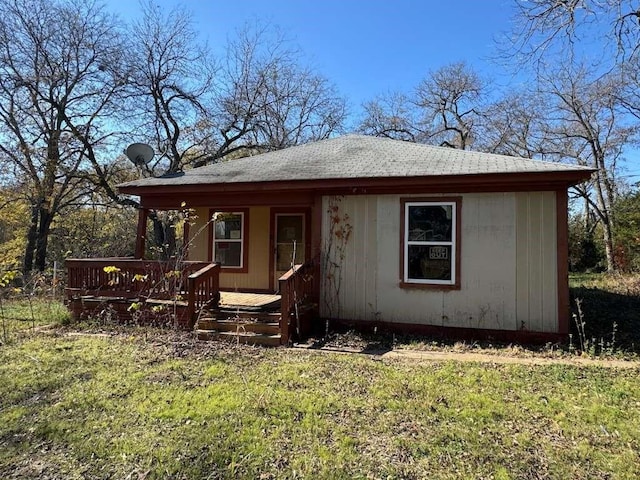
[65,135,594,345]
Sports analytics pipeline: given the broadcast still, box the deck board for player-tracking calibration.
[219,292,281,310]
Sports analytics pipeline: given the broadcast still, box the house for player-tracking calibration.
[65,135,594,345]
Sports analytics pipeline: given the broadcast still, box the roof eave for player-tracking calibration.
[118,170,596,198]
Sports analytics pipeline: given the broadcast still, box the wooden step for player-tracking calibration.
[212,310,282,323]
[145,298,188,308]
[196,330,282,347]
[197,319,280,335]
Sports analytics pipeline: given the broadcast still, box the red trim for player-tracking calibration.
[399,197,462,290]
[141,192,315,209]
[208,208,250,273]
[130,172,593,210]
[120,170,594,200]
[268,208,312,291]
[331,318,566,345]
[556,189,570,335]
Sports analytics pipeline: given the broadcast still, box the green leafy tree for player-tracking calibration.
[612,190,640,271]
[0,188,29,271]
[568,214,604,272]
[47,202,137,261]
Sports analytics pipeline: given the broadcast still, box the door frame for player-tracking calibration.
[269,207,312,291]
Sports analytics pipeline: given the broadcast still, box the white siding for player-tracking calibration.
[320,192,559,333]
[320,195,378,320]
[515,192,558,332]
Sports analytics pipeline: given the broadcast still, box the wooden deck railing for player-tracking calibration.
[187,263,221,325]
[278,255,320,345]
[65,258,220,327]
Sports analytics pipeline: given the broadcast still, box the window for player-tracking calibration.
[212,211,245,268]
[402,198,460,287]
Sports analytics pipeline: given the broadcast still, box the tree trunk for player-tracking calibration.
[149,211,177,260]
[22,205,39,274]
[34,208,53,272]
[602,218,615,273]
[593,166,616,273]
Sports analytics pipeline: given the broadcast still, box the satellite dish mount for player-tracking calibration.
[126,143,154,166]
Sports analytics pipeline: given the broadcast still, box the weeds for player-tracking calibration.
[573,298,587,352]
[1,271,68,345]
[1,332,639,479]
[572,296,621,357]
[570,273,640,356]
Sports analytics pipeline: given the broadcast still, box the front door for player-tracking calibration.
[274,213,306,287]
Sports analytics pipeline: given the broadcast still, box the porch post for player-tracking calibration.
[182,220,190,260]
[135,208,148,259]
[310,194,323,257]
[311,194,323,311]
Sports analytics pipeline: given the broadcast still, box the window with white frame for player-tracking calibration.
[403,200,458,285]
[213,212,244,268]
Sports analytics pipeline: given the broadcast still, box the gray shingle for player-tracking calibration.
[119,134,594,188]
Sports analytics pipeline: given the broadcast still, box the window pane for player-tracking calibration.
[215,213,242,240]
[407,245,452,281]
[277,215,303,242]
[408,205,452,242]
[214,241,242,267]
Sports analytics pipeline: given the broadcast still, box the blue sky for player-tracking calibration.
[106,0,517,113]
[105,0,640,180]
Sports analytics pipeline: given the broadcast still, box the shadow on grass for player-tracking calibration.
[304,326,395,355]
[570,287,640,354]
[302,324,558,357]
[302,285,640,357]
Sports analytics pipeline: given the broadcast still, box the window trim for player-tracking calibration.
[208,208,249,273]
[400,197,462,290]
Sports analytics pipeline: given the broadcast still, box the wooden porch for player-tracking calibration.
[65,256,319,346]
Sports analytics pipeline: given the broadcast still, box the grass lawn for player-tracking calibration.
[1,330,640,479]
[0,297,69,343]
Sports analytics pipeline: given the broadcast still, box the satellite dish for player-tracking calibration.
[125,143,154,166]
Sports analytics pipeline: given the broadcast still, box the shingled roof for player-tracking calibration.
[118,134,594,191]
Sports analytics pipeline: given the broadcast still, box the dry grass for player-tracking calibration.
[2,328,640,479]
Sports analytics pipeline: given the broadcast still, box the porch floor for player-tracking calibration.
[218,291,281,311]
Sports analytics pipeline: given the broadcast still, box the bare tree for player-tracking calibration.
[117,19,346,170]
[96,1,220,258]
[538,66,637,271]
[0,0,127,272]
[204,24,346,163]
[507,0,640,67]
[125,1,218,176]
[480,91,549,158]
[249,65,346,150]
[357,62,487,149]
[358,92,424,141]
[415,62,486,149]
[110,18,346,256]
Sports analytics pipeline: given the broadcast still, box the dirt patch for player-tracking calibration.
[295,329,640,368]
[33,325,640,369]
[379,349,640,368]
[294,343,640,369]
